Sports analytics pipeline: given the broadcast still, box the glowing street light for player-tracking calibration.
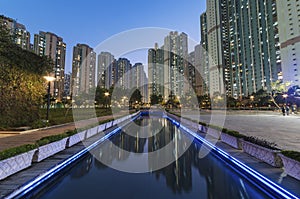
[283,94,288,104]
[250,95,254,109]
[44,76,56,121]
[104,92,110,97]
[104,92,110,108]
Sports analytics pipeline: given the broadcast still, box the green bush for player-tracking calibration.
[31,120,49,129]
[199,121,207,126]
[36,133,69,146]
[281,151,300,162]
[0,144,38,160]
[208,124,224,131]
[244,136,279,150]
[223,129,245,138]
[66,129,78,136]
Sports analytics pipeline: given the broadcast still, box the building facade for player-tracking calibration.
[97,52,115,89]
[163,31,188,100]
[0,15,31,50]
[200,13,210,95]
[277,0,300,85]
[115,58,132,89]
[64,73,71,98]
[205,0,225,97]
[193,44,204,96]
[202,0,280,99]
[34,31,66,100]
[133,63,148,103]
[71,44,96,96]
[148,43,165,101]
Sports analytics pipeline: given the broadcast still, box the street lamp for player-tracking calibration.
[283,94,288,105]
[44,76,56,121]
[104,92,110,108]
[250,95,254,109]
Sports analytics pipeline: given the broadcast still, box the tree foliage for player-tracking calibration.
[129,89,142,105]
[0,25,53,127]
[150,94,163,105]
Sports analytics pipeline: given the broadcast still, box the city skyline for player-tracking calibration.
[0,0,206,73]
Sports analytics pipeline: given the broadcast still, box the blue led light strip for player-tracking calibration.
[5,113,140,199]
[165,115,298,199]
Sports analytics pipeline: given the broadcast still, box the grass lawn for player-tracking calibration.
[39,108,114,126]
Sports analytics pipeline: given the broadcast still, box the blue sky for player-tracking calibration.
[1,0,206,73]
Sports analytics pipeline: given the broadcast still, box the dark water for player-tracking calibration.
[32,117,270,199]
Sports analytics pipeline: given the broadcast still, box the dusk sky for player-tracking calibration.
[1,0,206,73]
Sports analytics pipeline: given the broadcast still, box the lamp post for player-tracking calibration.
[250,95,254,109]
[44,76,56,121]
[283,94,288,105]
[104,92,110,108]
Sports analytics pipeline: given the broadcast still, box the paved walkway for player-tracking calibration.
[176,109,300,152]
[0,112,127,152]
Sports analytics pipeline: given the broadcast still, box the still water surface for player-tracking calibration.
[34,117,270,199]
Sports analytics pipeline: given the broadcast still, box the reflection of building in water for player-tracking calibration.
[192,144,250,198]
[92,118,256,198]
[70,154,93,179]
[147,118,192,193]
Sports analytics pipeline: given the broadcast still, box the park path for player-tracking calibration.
[0,111,127,152]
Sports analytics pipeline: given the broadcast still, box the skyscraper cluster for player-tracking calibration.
[96,52,148,102]
[2,0,300,104]
[200,0,300,99]
[148,31,204,102]
[72,47,148,103]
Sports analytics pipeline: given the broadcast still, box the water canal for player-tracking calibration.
[20,115,284,199]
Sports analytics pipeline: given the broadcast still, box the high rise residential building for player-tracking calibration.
[200,13,210,95]
[132,63,148,103]
[148,32,189,102]
[148,43,165,101]
[163,31,188,100]
[71,44,96,96]
[227,0,279,98]
[116,58,132,89]
[202,0,280,99]
[205,0,225,96]
[64,73,71,98]
[187,51,196,93]
[34,31,66,100]
[277,0,300,84]
[194,44,204,96]
[97,52,115,89]
[0,15,31,50]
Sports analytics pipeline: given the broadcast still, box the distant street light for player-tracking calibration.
[250,95,254,109]
[283,94,288,104]
[44,76,56,121]
[104,92,110,108]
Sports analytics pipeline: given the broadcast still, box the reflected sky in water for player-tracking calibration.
[34,117,270,199]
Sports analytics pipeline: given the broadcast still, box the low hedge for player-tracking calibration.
[281,150,300,162]
[223,129,245,138]
[36,133,69,146]
[0,143,38,160]
[243,136,279,150]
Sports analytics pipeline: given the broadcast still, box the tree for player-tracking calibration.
[129,89,142,106]
[227,96,237,108]
[271,80,292,108]
[94,87,107,107]
[0,25,53,127]
[150,94,163,105]
[166,91,180,108]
